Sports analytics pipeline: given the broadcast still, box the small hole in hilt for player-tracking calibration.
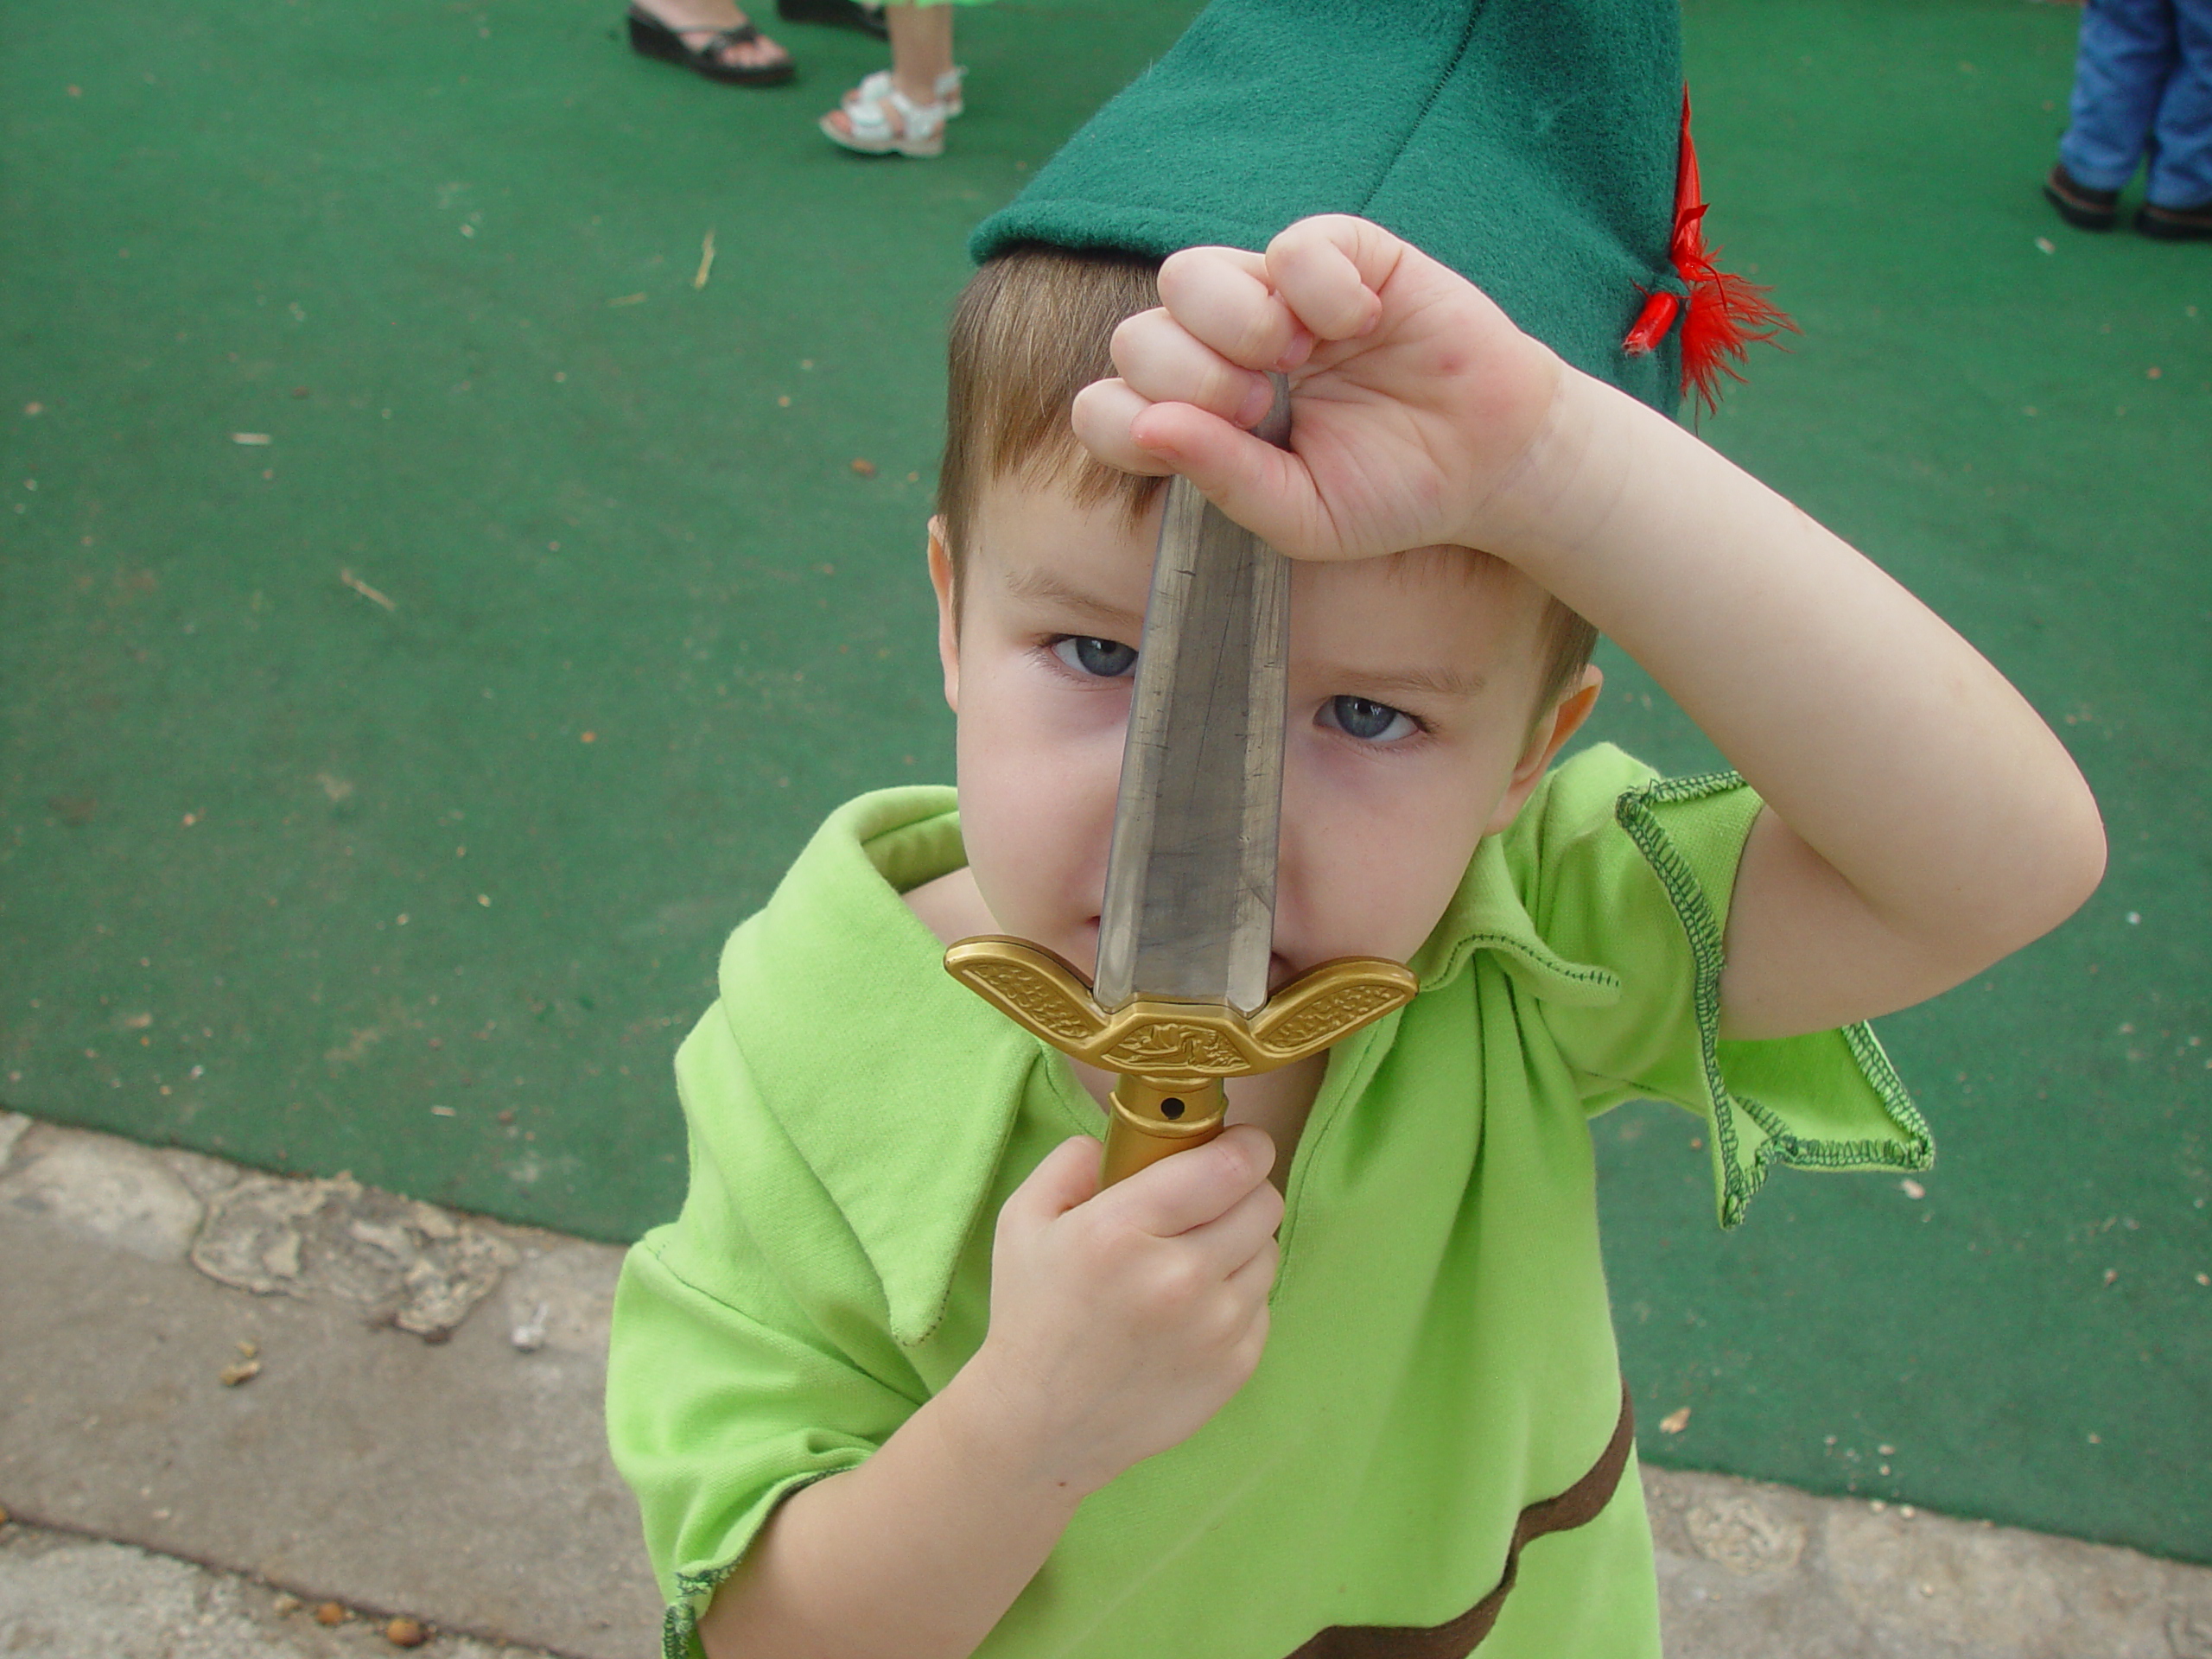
[1159,1096,1185,1121]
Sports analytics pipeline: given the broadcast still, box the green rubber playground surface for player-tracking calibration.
[3,0,2207,1564]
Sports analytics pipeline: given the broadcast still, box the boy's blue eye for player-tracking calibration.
[1324,695,1417,743]
[1052,636,1138,679]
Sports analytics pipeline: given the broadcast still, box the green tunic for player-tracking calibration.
[606,744,1929,1659]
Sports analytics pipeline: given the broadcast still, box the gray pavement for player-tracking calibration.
[0,1520,558,1659]
[3,1109,2209,1659]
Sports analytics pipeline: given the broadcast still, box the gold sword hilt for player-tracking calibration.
[944,938,1416,1186]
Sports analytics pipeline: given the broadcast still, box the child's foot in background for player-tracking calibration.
[820,79,948,156]
[843,65,964,118]
[2044,162,2120,231]
[823,1,957,158]
[2138,198,2212,240]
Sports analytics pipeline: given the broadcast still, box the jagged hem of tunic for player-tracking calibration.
[665,1559,741,1659]
[1613,771,1935,1230]
[664,1464,861,1659]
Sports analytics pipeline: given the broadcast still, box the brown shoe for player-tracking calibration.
[2139,199,2212,241]
[2044,163,2120,232]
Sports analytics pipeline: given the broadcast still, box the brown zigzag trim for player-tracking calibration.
[1287,1379,1636,1659]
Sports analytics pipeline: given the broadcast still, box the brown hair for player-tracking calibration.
[938,243,1598,715]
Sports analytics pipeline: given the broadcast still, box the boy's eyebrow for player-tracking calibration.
[998,564,1487,700]
[998,563,1147,635]
[1319,662,1490,702]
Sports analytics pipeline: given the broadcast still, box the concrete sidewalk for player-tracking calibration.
[0,1522,559,1659]
[4,1109,2209,1659]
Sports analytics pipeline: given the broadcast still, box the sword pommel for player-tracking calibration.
[945,937,1415,1185]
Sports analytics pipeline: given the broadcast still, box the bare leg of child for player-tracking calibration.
[889,1,955,105]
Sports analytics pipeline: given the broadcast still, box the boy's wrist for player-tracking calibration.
[934,1346,1108,1511]
[1464,361,1641,582]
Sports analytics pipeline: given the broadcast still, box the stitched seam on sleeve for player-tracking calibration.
[1613,773,1934,1228]
[1459,931,1622,988]
[636,1238,762,1325]
[634,1240,923,1407]
[663,1463,865,1659]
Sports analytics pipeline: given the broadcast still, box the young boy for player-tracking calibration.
[606,3,2107,1655]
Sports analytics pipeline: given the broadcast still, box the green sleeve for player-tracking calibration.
[605,1010,923,1659]
[607,1247,886,1659]
[1520,747,1933,1229]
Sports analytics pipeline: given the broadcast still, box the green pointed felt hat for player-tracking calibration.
[971,0,1697,414]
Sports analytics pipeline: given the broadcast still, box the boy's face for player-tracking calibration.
[930,475,1599,989]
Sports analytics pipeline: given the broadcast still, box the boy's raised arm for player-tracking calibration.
[1074,214,2106,1041]
[1503,369,2107,1039]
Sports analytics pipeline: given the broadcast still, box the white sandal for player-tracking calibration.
[843,64,963,118]
[820,77,950,156]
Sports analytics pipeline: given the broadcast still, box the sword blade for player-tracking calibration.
[1092,384,1292,1017]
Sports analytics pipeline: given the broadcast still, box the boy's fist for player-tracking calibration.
[969,1128,1283,1497]
[1071,213,1573,568]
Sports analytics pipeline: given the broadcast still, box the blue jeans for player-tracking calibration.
[2058,0,2212,207]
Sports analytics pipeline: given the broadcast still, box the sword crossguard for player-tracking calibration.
[944,937,1416,1185]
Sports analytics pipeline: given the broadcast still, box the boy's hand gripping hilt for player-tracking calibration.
[944,938,1417,1186]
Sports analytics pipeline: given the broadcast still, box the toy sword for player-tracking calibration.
[946,378,1415,1186]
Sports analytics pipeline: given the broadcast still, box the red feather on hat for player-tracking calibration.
[1623,92,1794,414]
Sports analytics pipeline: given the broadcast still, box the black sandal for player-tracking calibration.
[626,5,796,86]
[776,0,887,39]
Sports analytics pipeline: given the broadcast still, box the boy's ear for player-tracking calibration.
[1483,665,1604,836]
[927,516,960,714]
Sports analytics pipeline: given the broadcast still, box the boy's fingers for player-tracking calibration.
[1070,378,1179,477]
[1003,1135,1104,1230]
[1124,400,1318,551]
[1183,1173,1285,1280]
[1097,1124,1276,1239]
[1221,1235,1281,1306]
[1265,215,1398,342]
[1080,387,1328,558]
[1158,243,1271,288]
[1158,246,1313,373]
[1111,309,1275,430]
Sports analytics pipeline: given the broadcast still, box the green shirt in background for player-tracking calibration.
[606,743,1930,1658]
